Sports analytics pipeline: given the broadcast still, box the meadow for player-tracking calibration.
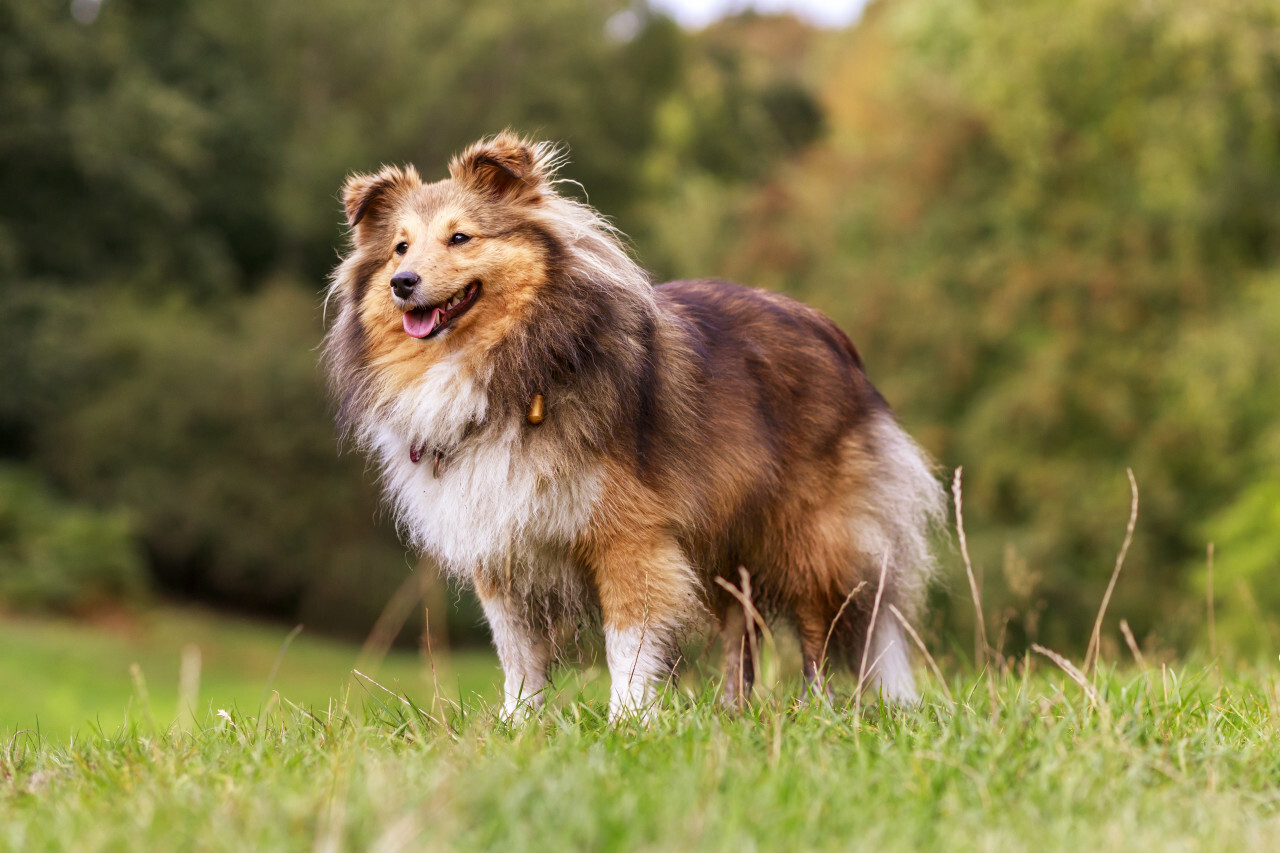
[0,607,499,739]
[3,607,1279,851]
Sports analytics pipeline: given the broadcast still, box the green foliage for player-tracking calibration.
[0,0,818,638]
[695,0,1280,653]
[0,0,753,290]
[2,0,1277,656]
[1203,475,1280,655]
[12,285,422,634]
[0,468,146,612]
[1210,482,1280,593]
[0,0,228,293]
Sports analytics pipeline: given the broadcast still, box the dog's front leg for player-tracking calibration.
[476,587,551,719]
[591,535,697,722]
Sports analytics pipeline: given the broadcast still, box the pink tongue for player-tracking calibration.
[403,308,443,339]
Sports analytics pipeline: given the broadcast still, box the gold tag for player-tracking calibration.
[527,393,545,425]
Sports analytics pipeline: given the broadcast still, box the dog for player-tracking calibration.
[324,132,945,720]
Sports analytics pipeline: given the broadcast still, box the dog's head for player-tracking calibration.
[332,133,565,380]
[327,132,651,439]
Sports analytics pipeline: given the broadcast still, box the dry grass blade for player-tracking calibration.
[626,567,653,707]
[357,572,424,678]
[854,554,889,717]
[855,648,891,706]
[819,580,868,675]
[178,643,202,727]
[953,467,997,709]
[1207,542,1217,660]
[352,668,451,736]
[1032,643,1102,711]
[352,669,413,706]
[1119,618,1146,671]
[714,571,776,693]
[736,634,747,703]
[423,608,445,723]
[952,468,988,663]
[737,568,762,696]
[887,603,954,706]
[418,558,452,668]
[716,568,773,653]
[1084,468,1139,675]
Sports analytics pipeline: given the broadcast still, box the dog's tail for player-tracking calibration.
[842,412,948,701]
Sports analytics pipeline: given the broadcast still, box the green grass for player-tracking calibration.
[3,625,1280,851]
[0,607,500,739]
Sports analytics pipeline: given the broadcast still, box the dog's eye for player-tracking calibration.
[394,242,409,256]
[449,233,471,246]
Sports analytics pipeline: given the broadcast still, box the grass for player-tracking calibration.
[5,476,1275,849]
[3,624,1280,851]
[0,606,499,739]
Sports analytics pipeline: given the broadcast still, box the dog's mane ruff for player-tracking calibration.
[479,168,661,451]
[321,253,380,443]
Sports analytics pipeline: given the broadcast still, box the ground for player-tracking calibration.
[2,608,1279,851]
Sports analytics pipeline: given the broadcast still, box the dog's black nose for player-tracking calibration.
[390,271,420,299]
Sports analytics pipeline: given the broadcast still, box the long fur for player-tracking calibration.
[324,132,945,716]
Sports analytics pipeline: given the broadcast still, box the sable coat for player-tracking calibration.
[324,133,944,718]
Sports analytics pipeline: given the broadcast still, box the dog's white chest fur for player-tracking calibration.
[364,354,601,577]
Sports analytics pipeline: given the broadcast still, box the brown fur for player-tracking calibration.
[325,132,944,716]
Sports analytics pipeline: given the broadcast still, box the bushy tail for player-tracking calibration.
[838,412,947,701]
[858,412,948,624]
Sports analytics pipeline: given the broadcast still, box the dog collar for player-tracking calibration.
[409,393,545,477]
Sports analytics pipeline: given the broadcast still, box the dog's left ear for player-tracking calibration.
[449,132,554,202]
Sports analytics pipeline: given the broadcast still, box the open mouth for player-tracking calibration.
[403,280,481,339]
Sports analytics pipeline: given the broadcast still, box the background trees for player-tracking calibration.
[2,0,1278,655]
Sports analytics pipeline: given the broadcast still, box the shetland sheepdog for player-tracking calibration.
[324,132,945,719]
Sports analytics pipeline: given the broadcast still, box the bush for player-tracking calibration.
[0,468,148,612]
[691,0,1280,653]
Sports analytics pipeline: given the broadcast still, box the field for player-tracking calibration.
[0,607,500,739]
[2,609,1280,851]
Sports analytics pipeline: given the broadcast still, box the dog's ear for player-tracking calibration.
[449,132,556,202]
[341,165,420,229]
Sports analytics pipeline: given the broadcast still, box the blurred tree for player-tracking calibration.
[0,0,224,292]
[637,13,825,279]
[0,0,821,641]
[15,286,412,632]
[7,0,1280,658]
[0,467,148,613]
[707,0,1280,653]
[20,0,1277,659]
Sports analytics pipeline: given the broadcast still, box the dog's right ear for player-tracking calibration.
[341,165,420,229]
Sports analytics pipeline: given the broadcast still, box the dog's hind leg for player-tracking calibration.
[796,584,920,706]
[795,603,837,704]
[718,602,756,709]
